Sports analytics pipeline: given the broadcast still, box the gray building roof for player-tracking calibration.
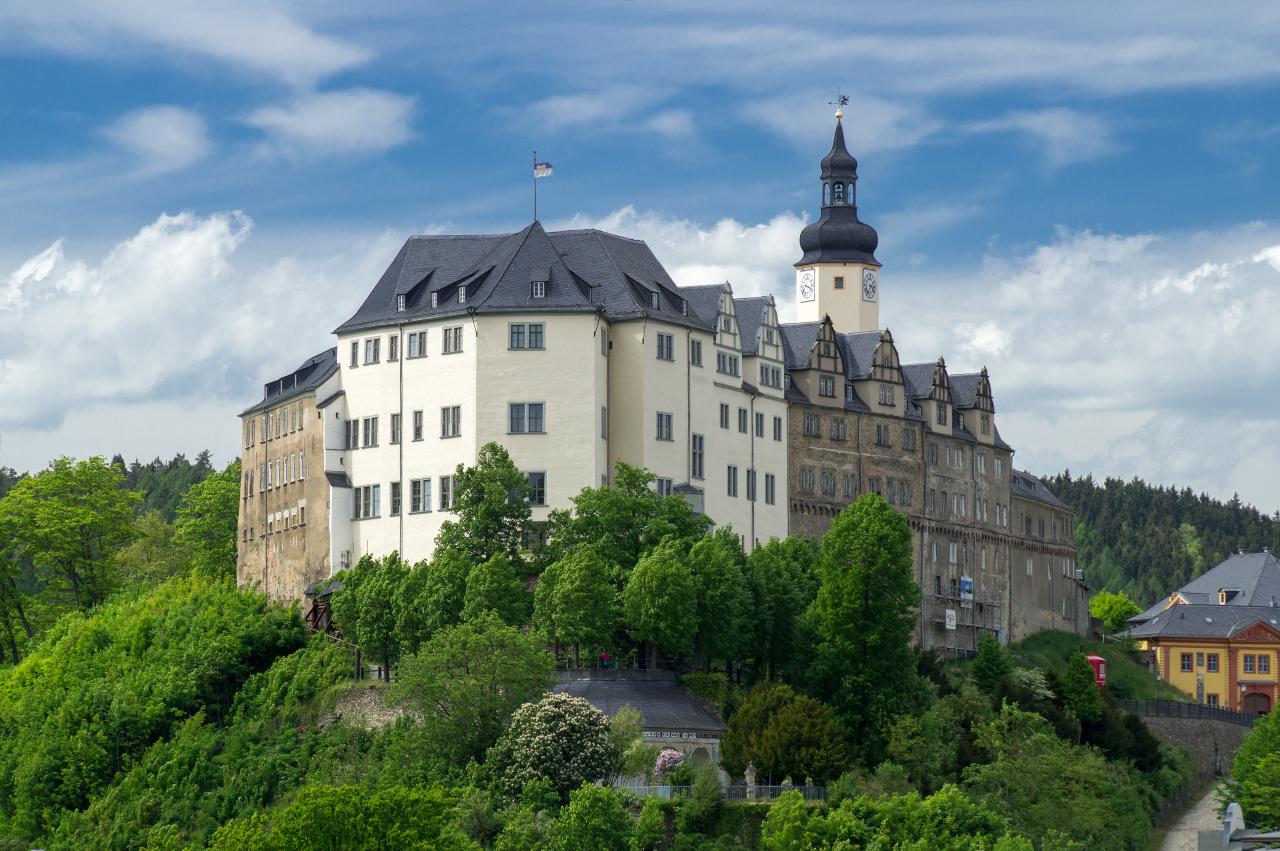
[1133,552,1280,624]
[1010,469,1071,511]
[553,676,726,734]
[900,362,936,401]
[735,296,769,356]
[837,330,882,380]
[950,373,987,410]
[335,222,720,336]
[1126,603,1280,640]
[242,348,338,416]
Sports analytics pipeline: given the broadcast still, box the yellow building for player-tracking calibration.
[1128,551,1280,714]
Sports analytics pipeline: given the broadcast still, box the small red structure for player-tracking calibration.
[1085,653,1107,687]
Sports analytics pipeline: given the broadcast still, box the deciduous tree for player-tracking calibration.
[622,538,697,669]
[461,554,529,626]
[534,547,618,664]
[1088,590,1141,634]
[435,443,532,565]
[687,528,750,672]
[488,693,616,801]
[174,460,241,580]
[331,553,408,679]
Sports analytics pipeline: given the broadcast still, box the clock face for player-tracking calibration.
[862,268,878,302]
[799,269,815,302]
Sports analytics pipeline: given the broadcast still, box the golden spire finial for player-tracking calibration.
[831,92,849,121]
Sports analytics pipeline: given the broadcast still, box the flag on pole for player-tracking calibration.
[533,161,554,178]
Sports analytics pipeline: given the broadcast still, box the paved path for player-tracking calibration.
[1160,781,1223,851]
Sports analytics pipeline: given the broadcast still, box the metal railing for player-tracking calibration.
[1117,699,1259,727]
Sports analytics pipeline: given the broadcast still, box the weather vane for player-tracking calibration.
[830,91,849,120]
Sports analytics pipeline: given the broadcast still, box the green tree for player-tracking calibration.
[1088,590,1141,634]
[1060,653,1103,724]
[1224,705,1280,828]
[534,547,618,665]
[545,784,633,851]
[114,511,189,592]
[973,634,1013,695]
[174,460,242,580]
[391,612,554,764]
[808,494,926,764]
[461,553,529,625]
[208,784,477,850]
[747,537,819,680]
[756,693,850,783]
[721,683,798,778]
[687,527,750,671]
[622,538,697,669]
[331,553,409,679]
[0,455,140,609]
[540,462,711,580]
[397,550,473,652]
[631,797,666,851]
[488,693,617,802]
[435,443,532,564]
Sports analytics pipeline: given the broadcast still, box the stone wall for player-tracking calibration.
[1139,715,1252,778]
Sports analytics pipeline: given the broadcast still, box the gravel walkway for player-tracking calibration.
[1160,782,1223,851]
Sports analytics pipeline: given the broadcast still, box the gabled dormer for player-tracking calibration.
[797,316,845,407]
[756,297,783,363]
[851,328,905,417]
[930,357,952,433]
[714,284,740,351]
[952,367,996,443]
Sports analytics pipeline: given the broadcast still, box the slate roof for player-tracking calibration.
[680,284,726,328]
[1133,552,1280,624]
[735,296,769,356]
[242,348,338,415]
[1010,469,1071,511]
[553,676,726,734]
[900,362,936,401]
[837,331,882,380]
[335,222,718,336]
[1126,604,1280,640]
[950,373,987,410]
[779,322,821,369]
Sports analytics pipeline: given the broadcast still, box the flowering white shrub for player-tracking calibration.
[487,692,615,801]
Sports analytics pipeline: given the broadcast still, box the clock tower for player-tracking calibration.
[795,109,882,332]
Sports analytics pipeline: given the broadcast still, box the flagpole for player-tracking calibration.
[532,149,537,222]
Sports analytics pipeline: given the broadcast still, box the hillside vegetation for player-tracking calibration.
[1044,472,1280,606]
[1008,631,1187,702]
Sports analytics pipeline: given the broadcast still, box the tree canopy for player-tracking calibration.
[435,443,532,565]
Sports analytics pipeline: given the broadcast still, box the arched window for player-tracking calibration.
[833,182,845,204]
[822,182,830,205]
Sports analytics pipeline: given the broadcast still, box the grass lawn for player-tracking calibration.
[1008,630,1191,702]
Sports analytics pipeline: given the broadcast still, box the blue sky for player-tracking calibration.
[2,2,1280,512]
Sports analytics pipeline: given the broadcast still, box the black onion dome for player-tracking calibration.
[796,117,879,267]
[820,119,859,178]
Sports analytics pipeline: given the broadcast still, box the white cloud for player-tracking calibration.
[101,105,211,174]
[0,1,367,85]
[742,93,941,155]
[246,89,415,158]
[644,109,697,141]
[524,87,696,143]
[966,108,1118,168]
[0,212,401,441]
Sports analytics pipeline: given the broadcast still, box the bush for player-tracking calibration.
[1224,707,1280,828]
[488,693,616,802]
[545,784,632,851]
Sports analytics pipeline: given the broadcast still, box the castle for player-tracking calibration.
[237,114,1088,654]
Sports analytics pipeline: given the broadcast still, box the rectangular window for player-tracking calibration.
[690,339,703,367]
[1197,652,1205,668]
[868,476,881,495]
[656,332,674,361]
[408,331,427,358]
[388,335,399,362]
[364,338,380,365]
[842,473,855,498]
[531,279,546,298]
[936,402,947,425]
[799,467,815,493]
[390,413,402,445]
[656,411,674,441]
[949,542,958,564]
[719,403,730,429]
[527,472,547,506]
[413,410,424,441]
[902,428,916,450]
[440,475,454,510]
[391,482,402,516]
[655,478,673,496]
[928,443,939,465]
[528,323,543,349]
[508,323,545,349]
[831,417,847,440]
[773,416,783,441]
[819,469,835,497]
[765,473,776,505]
[834,275,844,289]
[819,375,835,397]
[804,414,820,437]
[747,469,757,502]
[509,323,525,349]
[354,484,381,519]
[509,402,546,434]
[1244,654,1256,673]
[443,326,463,354]
[691,434,705,479]
[878,384,894,405]
[1260,655,1271,674]
[350,340,359,368]
[362,416,379,447]
[601,406,609,440]
[1206,694,1219,707]
[417,478,434,512]
[1207,654,1220,672]
[727,465,738,497]
[441,405,461,438]
[716,352,740,376]
[738,408,748,434]
[458,285,467,304]
[1181,653,1193,672]
[755,412,765,438]
[900,481,911,506]
[980,413,991,435]
[995,458,1004,478]
[875,424,892,447]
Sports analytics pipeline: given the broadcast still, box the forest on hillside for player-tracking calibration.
[1044,472,1280,608]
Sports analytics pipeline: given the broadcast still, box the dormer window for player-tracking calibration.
[681,299,688,316]
[430,292,439,308]
[458,286,467,304]
[650,292,659,310]
[396,294,406,312]
[531,280,546,299]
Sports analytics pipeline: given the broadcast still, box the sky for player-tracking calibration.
[2,1,1280,512]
